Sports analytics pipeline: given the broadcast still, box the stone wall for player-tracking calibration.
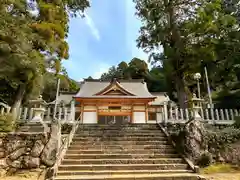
[167,121,240,166]
[0,123,59,174]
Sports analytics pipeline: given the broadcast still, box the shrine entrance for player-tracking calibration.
[98,115,131,125]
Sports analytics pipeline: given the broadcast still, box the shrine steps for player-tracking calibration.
[55,124,204,180]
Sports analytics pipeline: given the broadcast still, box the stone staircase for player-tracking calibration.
[55,124,203,180]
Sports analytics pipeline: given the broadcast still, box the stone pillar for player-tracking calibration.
[70,100,75,122]
[163,101,168,124]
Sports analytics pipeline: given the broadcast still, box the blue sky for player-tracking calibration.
[63,0,149,81]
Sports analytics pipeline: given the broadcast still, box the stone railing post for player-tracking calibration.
[70,100,75,122]
[163,101,168,124]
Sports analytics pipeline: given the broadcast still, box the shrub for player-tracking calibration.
[197,151,213,167]
[206,127,240,152]
[0,113,15,132]
[234,116,240,129]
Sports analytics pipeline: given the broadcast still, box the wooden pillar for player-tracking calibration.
[131,102,134,123]
[80,103,84,123]
[145,104,148,123]
[96,102,99,123]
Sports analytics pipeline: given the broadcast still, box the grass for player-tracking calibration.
[201,163,239,174]
[0,169,45,180]
[201,164,240,180]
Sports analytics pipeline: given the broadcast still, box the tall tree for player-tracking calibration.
[0,0,90,108]
[99,58,167,92]
[117,61,130,79]
[100,66,118,80]
[128,58,149,79]
[134,0,240,107]
[0,0,45,109]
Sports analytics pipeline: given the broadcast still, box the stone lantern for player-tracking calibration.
[187,93,204,120]
[29,95,47,122]
[28,95,49,132]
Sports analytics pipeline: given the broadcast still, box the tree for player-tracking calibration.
[146,66,167,92]
[128,58,149,79]
[100,66,118,80]
[116,61,129,79]
[0,0,90,108]
[41,72,79,102]
[99,58,167,92]
[134,0,240,107]
[0,0,45,109]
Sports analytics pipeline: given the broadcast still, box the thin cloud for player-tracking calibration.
[84,13,101,41]
[92,63,111,79]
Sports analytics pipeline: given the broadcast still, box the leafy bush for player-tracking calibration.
[197,151,213,167]
[206,127,240,152]
[0,113,15,132]
[234,116,240,129]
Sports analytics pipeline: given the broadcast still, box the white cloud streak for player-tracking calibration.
[92,63,111,79]
[84,13,101,41]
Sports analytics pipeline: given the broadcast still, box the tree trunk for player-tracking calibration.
[175,76,188,109]
[12,83,26,111]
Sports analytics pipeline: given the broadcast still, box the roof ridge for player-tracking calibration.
[84,79,145,83]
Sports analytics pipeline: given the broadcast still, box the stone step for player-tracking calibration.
[72,137,167,141]
[71,140,170,146]
[76,130,163,134]
[76,130,164,133]
[55,174,201,180]
[61,158,184,165]
[64,151,179,159]
[76,127,161,132]
[57,170,193,176]
[72,141,170,146]
[78,124,159,128]
[58,164,189,171]
[75,132,165,136]
[68,145,175,152]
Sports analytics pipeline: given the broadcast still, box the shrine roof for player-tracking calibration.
[74,79,155,99]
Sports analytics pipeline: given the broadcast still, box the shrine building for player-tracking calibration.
[70,78,169,124]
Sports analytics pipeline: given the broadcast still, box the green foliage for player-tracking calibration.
[0,0,89,106]
[197,152,213,167]
[214,90,240,109]
[42,72,79,102]
[234,116,240,129]
[0,113,15,132]
[206,127,240,152]
[100,58,167,92]
[134,0,240,107]
[0,0,45,107]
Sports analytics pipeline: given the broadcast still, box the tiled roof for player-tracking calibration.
[74,79,155,99]
[149,92,170,105]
